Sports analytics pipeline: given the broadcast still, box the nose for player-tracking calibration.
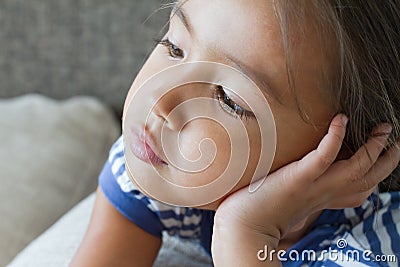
[149,83,213,131]
[148,86,185,131]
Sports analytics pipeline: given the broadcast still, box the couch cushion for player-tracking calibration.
[0,94,120,266]
[8,193,212,267]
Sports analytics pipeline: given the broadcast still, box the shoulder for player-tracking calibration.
[287,192,400,266]
[346,191,400,262]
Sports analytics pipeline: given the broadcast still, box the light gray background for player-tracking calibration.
[0,0,170,117]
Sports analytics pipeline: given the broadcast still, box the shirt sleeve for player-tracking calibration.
[98,135,206,241]
[98,136,165,237]
[348,192,400,265]
[284,192,400,266]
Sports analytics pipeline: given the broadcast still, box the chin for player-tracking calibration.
[195,201,219,211]
[193,195,229,211]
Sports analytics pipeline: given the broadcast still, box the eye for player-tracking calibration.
[154,38,184,59]
[213,86,254,120]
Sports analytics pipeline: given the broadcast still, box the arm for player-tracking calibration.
[212,115,399,266]
[70,187,162,267]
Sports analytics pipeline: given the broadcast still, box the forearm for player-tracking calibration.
[212,218,282,267]
[70,187,161,267]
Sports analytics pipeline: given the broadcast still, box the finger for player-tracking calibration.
[350,123,392,174]
[317,140,399,210]
[328,186,376,209]
[362,140,400,191]
[348,124,392,179]
[296,114,348,180]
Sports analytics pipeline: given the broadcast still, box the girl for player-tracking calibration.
[71,0,400,266]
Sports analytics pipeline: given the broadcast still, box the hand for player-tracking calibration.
[212,114,400,266]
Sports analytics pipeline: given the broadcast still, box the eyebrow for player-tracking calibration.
[171,1,278,101]
[172,1,193,36]
[223,56,279,101]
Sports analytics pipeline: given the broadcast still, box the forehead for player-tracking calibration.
[172,0,334,105]
[174,0,283,61]
[173,0,286,95]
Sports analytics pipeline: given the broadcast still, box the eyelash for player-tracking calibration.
[154,38,185,58]
[213,86,254,120]
[154,38,254,120]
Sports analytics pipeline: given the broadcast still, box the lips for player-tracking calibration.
[128,128,167,166]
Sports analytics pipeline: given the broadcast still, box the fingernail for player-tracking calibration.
[342,115,349,127]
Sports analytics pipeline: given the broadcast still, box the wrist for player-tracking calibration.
[212,213,281,266]
[214,204,282,242]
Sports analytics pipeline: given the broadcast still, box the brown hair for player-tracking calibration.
[275,0,400,192]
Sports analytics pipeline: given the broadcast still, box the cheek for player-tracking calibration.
[175,119,232,186]
[196,123,263,210]
[221,122,263,192]
[271,106,331,172]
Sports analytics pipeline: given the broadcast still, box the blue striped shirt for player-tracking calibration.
[99,136,400,266]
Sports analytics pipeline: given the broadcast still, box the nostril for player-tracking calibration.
[155,112,166,121]
[149,89,184,131]
[148,106,175,131]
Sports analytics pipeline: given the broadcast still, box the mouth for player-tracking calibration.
[128,128,168,166]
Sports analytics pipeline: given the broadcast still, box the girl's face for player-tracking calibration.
[123,0,334,209]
